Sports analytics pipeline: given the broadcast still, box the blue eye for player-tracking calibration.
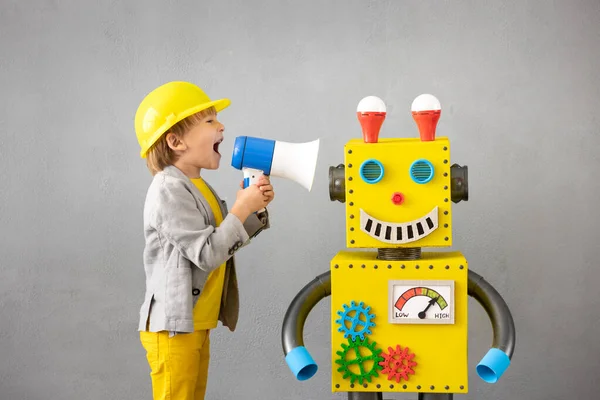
[360,159,384,184]
[410,159,434,184]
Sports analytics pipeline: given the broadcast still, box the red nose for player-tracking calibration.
[391,192,404,205]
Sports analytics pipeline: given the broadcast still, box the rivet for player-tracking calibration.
[460,385,464,390]
[387,265,392,269]
[350,384,355,388]
[429,265,433,269]
[348,150,352,154]
[336,384,340,388]
[350,215,354,219]
[444,224,448,228]
[350,240,355,244]
[349,189,354,194]
[444,172,448,177]
[445,237,449,241]
[364,384,368,388]
[348,163,353,168]
[444,198,448,202]
[444,185,448,190]
[403,384,407,389]
[377,384,381,388]
[334,264,339,268]
[431,385,435,390]
[348,177,353,181]
[401,265,405,269]
[349,202,354,206]
[361,264,366,268]
[445,265,450,269]
[460,265,464,269]
[444,211,448,215]
[417,385,421,389]
[415,265,420,269]
[349,264,353,269]
[390,384,394,389]
[374,265,378,269]
[445,386,450,390]
[443,146,448,150]
[443,160,448,164]
[350,227,355,231]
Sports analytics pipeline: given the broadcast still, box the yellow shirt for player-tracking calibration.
[190,177,226,330]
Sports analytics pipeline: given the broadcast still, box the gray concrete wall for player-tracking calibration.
[1,0,599,399]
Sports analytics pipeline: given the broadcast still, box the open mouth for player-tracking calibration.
[213,138,223,155]
[359,207,438,244]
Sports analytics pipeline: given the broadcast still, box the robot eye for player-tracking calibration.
[410,159,434,184]
[360,159,384,184]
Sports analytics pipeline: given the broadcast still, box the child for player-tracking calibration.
[134,81,274,400]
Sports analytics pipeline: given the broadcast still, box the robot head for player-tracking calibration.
[329,94,468,249]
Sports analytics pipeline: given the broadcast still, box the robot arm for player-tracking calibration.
[468,269,516,384]
[281,271,331,381]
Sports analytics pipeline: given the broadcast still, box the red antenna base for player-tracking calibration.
[412,110,441,141]
[357,112,386,143]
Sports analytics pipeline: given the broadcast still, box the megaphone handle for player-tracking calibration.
[242,167,266,213]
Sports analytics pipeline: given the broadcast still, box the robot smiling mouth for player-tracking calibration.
[359,207,439,244]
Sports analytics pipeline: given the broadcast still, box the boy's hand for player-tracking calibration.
[258,175,274,207]
[231,175,275,222]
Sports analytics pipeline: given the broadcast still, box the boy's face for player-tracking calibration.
[179,112,225,171]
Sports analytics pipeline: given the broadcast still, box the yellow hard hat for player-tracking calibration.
[134,81,231,158]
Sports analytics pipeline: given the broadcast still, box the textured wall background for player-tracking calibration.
[1,1,599,399]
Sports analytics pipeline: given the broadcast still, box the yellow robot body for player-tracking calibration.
[330,251,468,394]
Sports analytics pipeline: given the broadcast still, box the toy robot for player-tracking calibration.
[281,94,516,400]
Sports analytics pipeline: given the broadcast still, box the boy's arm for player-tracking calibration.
[242,208,270,240]
[150,176,249,272]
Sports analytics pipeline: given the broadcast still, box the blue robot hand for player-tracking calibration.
[285,346,318,381]
[476,348,511,383]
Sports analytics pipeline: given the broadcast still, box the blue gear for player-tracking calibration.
[335,300,376,340]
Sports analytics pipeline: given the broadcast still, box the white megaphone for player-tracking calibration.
[231,136,320,210]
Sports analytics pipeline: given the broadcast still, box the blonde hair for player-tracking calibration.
[146,106,217,175]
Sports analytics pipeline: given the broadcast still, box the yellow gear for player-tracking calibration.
[134,81,231,158]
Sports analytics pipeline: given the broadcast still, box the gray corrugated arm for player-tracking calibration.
[281,271,331,381]
[468,269,516,383]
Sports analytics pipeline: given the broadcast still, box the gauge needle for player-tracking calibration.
[418,296,438,319]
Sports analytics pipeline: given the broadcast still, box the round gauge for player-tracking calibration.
[388,280,455,324]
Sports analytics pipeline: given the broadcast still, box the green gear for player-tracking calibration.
[335,336,384,385]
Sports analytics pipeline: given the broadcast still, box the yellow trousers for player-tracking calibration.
[140,330,211,400]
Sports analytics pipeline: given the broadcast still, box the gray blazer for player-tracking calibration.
[138,165,269,333]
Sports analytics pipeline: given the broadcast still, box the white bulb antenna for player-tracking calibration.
[357,96,387,113]
[411,94,441,112]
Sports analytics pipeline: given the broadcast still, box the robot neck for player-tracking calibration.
[376,247,422,261]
